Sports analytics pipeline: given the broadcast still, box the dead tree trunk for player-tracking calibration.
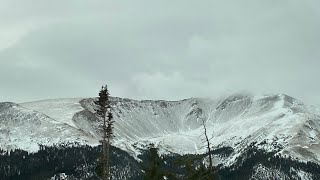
[102,112,107,180]
[201,118,221,180]
[106,132,110,179]
[201,118,213,169]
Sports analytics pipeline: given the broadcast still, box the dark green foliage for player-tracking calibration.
[1,143,319,179]
[140,144,320,180]
[0,144,142,180]
[173,153,205,179]
[219,143,320,180]
[140,146,220,180]
[94,85,114,180]
[94,85,114,138]
[172,153,220,180]
[143,145,167,180]
[187,164,216,180]
[95,154,104,178]
[212,147,233,158]
[0,144,98,180]
[94,86,111,117]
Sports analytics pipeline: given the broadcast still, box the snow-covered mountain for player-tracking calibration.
[1,93,320,166]
[0,100,98,152]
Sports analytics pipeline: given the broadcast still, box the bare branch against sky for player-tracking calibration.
[0,0,319,104]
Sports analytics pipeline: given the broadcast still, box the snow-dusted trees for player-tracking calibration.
[95,85,114,180]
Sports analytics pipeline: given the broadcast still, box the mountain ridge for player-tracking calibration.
[0,93,319,166]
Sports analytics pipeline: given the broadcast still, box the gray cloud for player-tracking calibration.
[0,0,320,104]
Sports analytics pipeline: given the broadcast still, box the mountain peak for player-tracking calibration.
[0,93,319,164]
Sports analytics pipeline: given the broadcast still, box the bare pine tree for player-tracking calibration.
[95,85,114,180]
[200,118,220,179]
[201,118,213,169]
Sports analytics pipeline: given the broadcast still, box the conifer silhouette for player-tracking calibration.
[94,85,114,180]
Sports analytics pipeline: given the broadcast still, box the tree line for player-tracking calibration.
[1,84,319,180]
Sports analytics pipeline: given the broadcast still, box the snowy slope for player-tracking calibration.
[0,102,99,152]
[1,93,319,165]
[21,98,84,128]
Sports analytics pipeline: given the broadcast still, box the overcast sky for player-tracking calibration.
[0,0,320,104]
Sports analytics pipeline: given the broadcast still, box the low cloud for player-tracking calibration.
[0,0,320,105]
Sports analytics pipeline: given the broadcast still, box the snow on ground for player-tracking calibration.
[0,93,319,164]
[21,98,85,128]
[0,101,99,152]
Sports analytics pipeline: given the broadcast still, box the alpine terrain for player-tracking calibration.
[0,93,320,179]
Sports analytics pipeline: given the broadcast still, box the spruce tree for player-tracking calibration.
[143,144,166,180]
[94,85,114,180]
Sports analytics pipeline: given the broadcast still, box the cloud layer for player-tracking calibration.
[1,0,320,104]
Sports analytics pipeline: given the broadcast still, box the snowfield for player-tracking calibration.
[0,93,319,165]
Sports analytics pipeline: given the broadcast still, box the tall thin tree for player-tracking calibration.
[200,118,220,179]
[95,85,114,180]
[201,118,213,170]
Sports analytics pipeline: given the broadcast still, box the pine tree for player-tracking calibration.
[143,144,166,180]
[94,85,114,180]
